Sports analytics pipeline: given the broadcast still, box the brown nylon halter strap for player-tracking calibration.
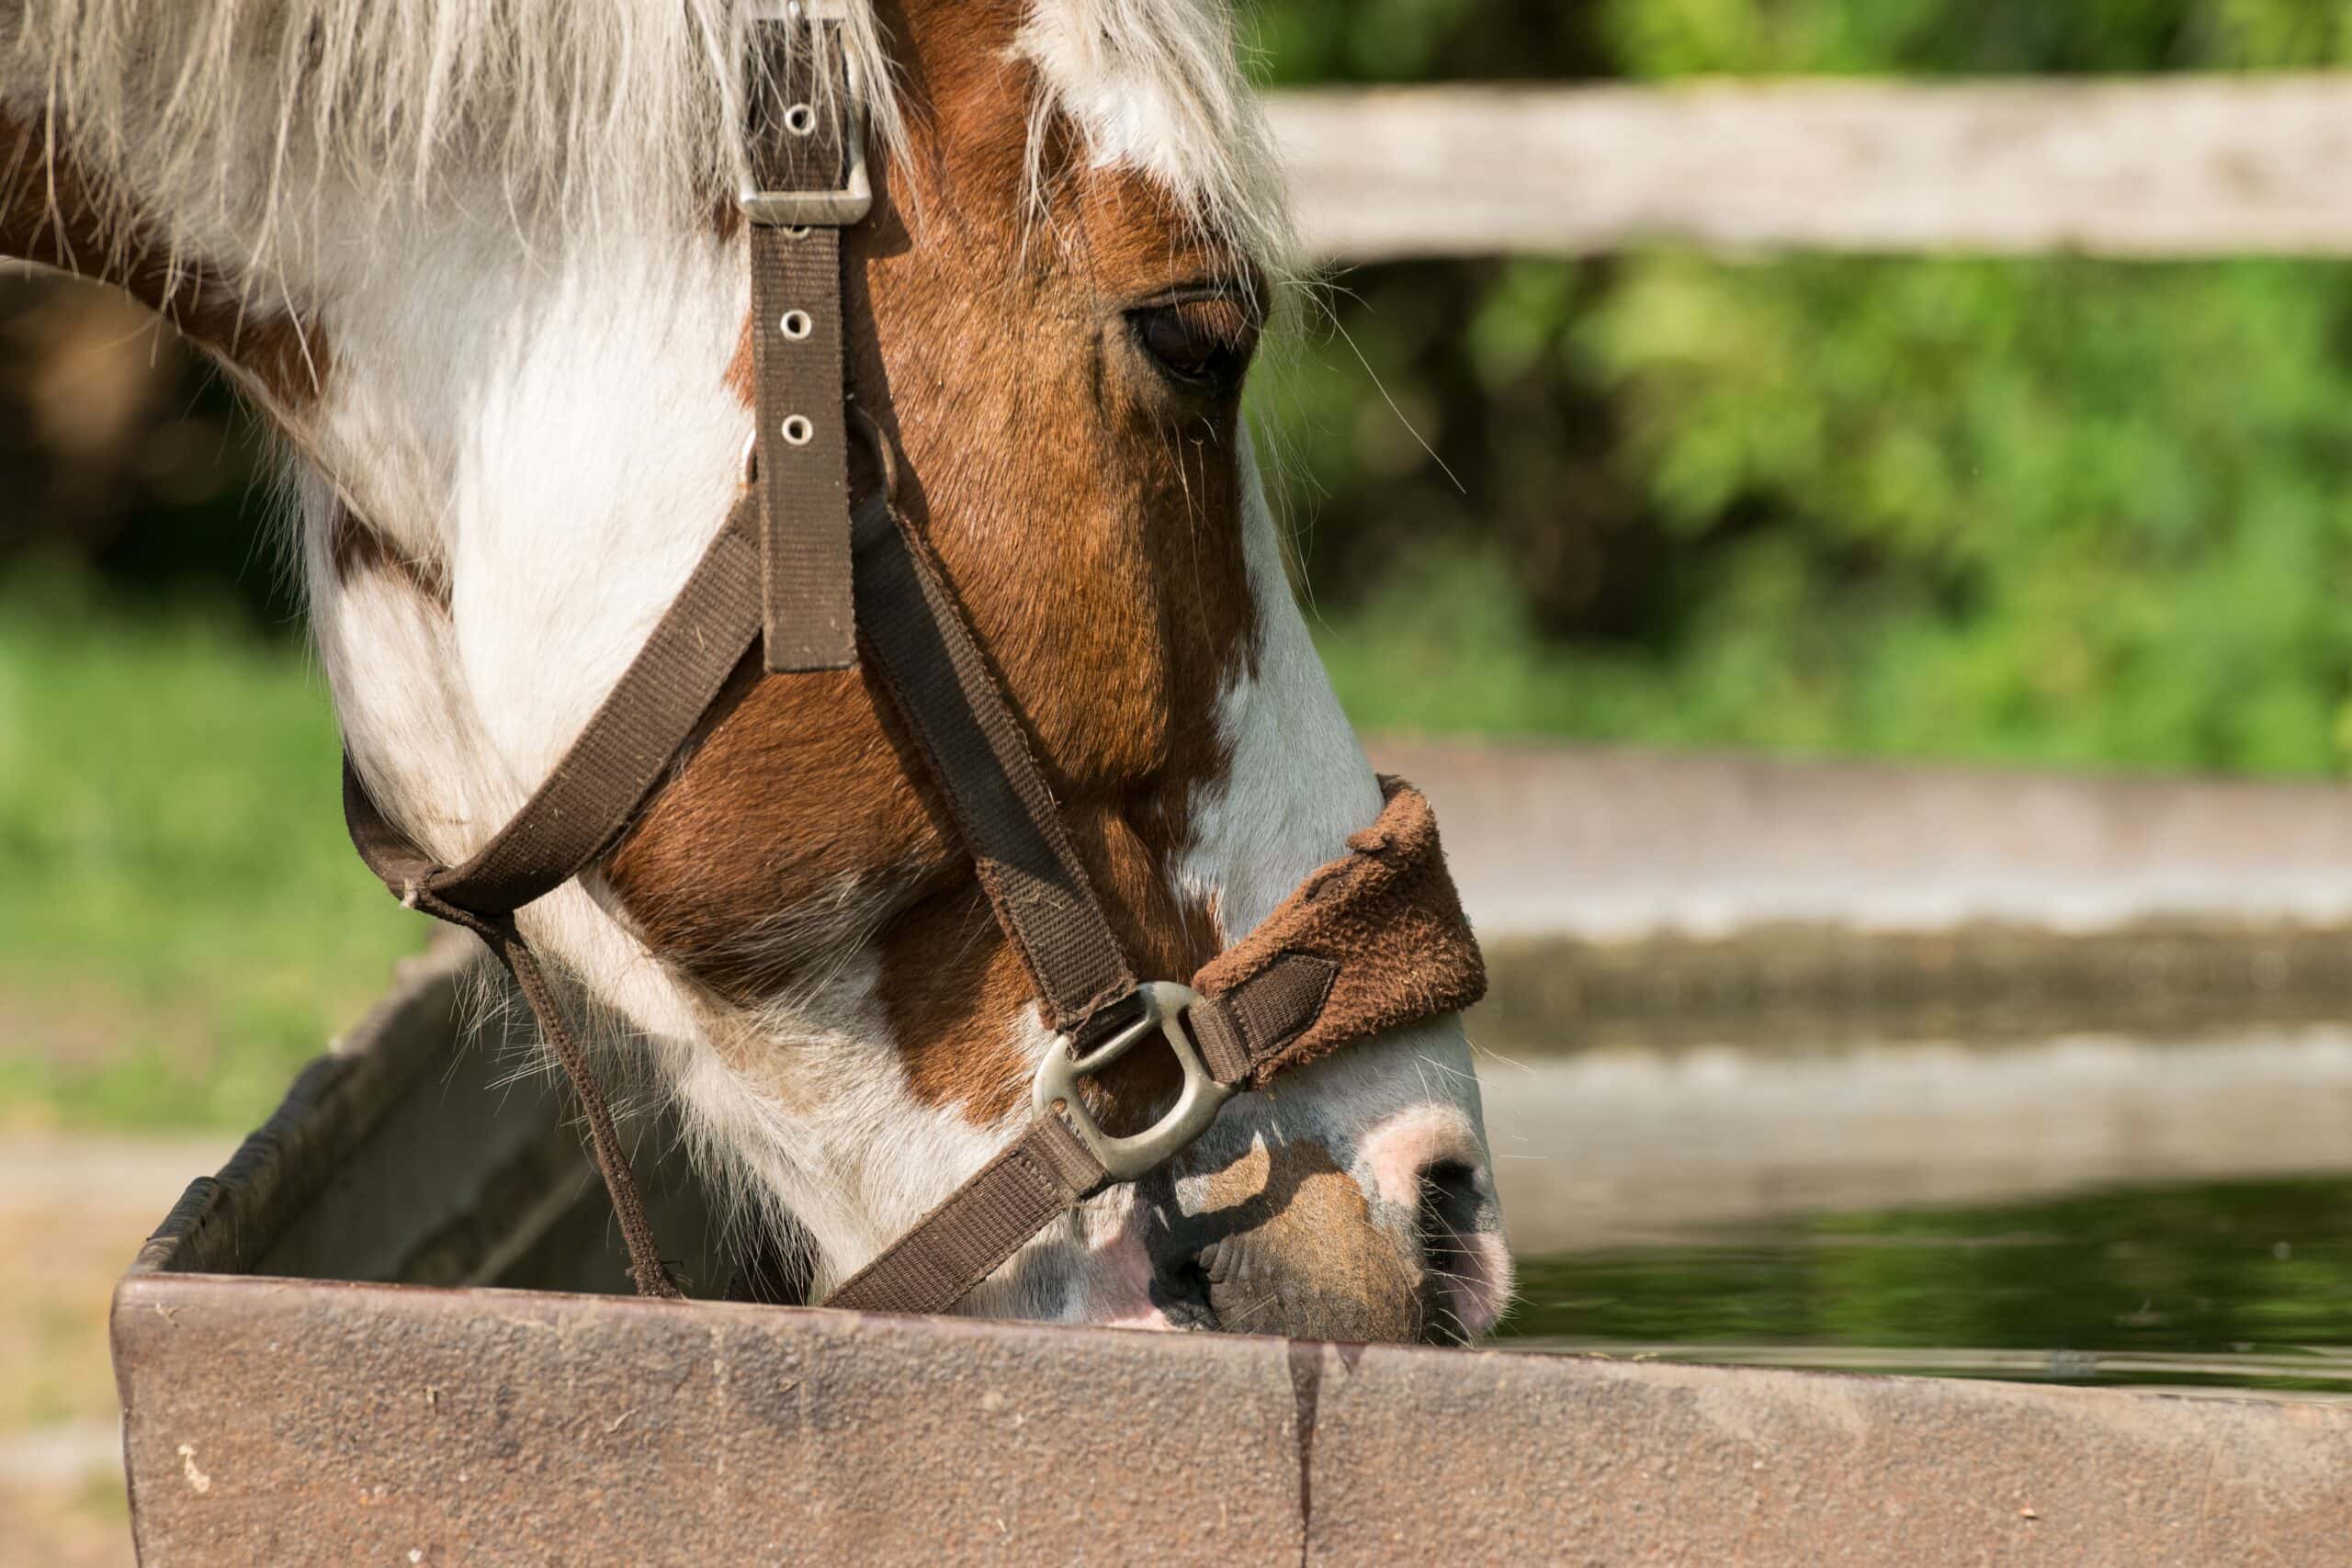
[824,1114,1106,1314]
[747,6,857,674]
[401,492,763,915]
[809,493,1152,1315]
[760,487,1170,1316]
[850,494,1140,1036]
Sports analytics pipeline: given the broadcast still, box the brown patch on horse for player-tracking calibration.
[0,107,330,409]
[613,0,1261,1127]
[328,501,452,613]
[725,312,758,410]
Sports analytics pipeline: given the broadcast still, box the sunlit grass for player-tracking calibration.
[0,567,425,1132]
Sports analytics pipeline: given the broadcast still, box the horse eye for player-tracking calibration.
[1128,299,1254,397]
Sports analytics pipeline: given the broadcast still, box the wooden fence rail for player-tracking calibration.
[1267,76,2352,262]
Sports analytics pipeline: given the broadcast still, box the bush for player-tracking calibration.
[1254,0,2352,774]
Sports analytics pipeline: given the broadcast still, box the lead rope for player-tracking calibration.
[343,763,687,1296]
[339,7,869,1301]
[339,491,766,1302]
[479,917,680,1299]
[345,759,709,1298]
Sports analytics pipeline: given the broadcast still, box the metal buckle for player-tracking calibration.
[739,0,874,228]
[1032,983,1237,1182]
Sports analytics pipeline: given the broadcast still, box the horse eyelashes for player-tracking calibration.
[1129,300,1254,397]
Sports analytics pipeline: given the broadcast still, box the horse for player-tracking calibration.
[0,0,1513,1342]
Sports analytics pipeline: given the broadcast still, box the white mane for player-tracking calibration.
[6,0,1291,283]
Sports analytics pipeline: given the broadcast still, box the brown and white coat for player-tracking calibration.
[0,0,1510,1339]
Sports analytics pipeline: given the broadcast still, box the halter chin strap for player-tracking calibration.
[341,6,1488,1314]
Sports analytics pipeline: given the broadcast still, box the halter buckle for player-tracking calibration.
[740,1,873,228]
[1033,983,1235,1182]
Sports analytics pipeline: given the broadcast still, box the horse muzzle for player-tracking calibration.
[1139,1103,1512,1346]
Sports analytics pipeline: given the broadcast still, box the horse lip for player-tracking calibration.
[1136,1129,1485,1343]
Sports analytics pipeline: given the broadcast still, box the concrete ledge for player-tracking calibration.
[1479,1025,2352,1251]
[1378,740,2352,940]
[114,1274,2351,1567]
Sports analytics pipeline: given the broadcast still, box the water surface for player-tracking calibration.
[1499,1174,2352,1395]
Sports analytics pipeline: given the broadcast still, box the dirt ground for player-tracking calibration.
[0,1476,131,1568]
[0,1136,227,1568]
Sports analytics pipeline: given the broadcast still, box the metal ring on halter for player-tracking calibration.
[1031,982,1234,1181]
[848,403,901,507]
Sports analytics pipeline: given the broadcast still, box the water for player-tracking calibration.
[1497,1174,2352,1395]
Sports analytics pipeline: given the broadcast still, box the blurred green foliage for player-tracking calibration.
[1250,0,2352,83]
[1256,0,2352,775]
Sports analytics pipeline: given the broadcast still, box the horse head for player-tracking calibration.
[0,0,1513,1341]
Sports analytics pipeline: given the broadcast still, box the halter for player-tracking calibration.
[343,1,1487,1314]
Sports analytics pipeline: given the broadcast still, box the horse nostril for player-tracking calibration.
[1414,1158,1506,1344]
[1416,1160,1484,1258]
[1150,1240,1220,1331]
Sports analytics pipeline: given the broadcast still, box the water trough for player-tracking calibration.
[113,745,2352,1564]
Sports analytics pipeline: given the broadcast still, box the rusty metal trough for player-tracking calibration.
[113,943,2352,1566]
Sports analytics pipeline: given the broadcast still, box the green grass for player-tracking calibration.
[0,567,424,1133]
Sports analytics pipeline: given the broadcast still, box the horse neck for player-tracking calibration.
[0,51,756,866]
